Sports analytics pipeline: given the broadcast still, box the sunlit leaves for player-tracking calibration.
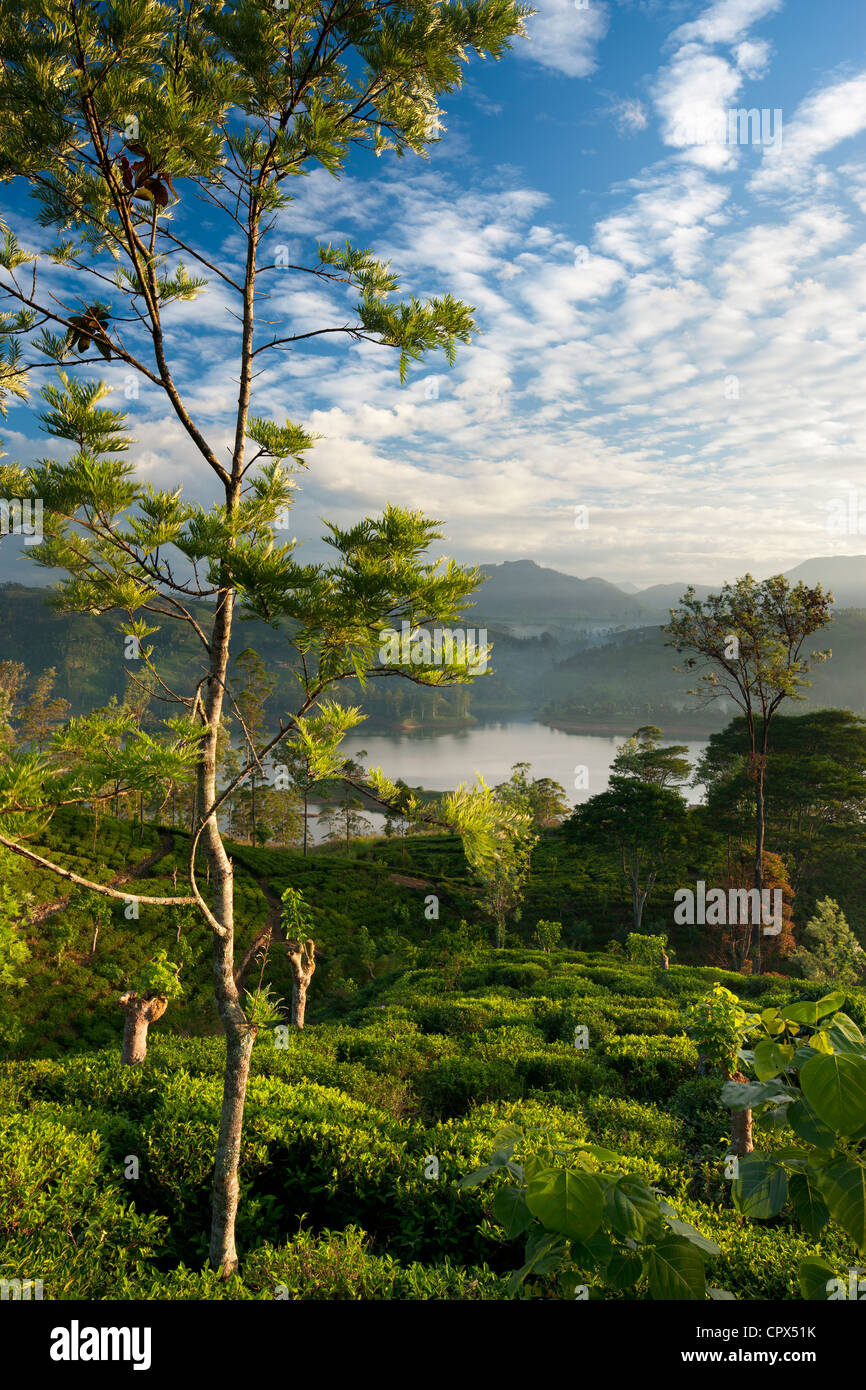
[37,373,131,454]
[799,1052,866,1135]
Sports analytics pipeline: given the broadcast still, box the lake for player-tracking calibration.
[306,719,708,844]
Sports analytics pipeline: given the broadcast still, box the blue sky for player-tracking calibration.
[3,0,866,590]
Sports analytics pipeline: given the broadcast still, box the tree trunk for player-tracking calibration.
[752,760,766,974]
[198,582,259,1276]
[90,924,99,957]
[725,1068,754,1156]
[287,938,316,1028]
[119,992,168,1064]
[303,787,308,856]
[210,1003,256,1274]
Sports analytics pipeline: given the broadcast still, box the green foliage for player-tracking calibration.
[133,949,183,1001]
[534,920,562,954]
[0,1109,165,1297]
[3,945,864,1299]
[612,726,692,788]
[0,850,31,988]
[792,898,864,988]
[459,1123,725,1299]
[721,990,866,1290]
[682,983,750,1076]
[625,932,669,966]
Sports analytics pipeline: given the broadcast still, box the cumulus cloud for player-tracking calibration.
[750,72,866,192]
[653,44,746,169]
[671,0,783,48]
[520,0,609,79]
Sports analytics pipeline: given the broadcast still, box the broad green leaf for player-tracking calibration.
[817,1160,866,1250]
[643,1236,706,1300]
[491,1123,522,1156]
[571,1142,623,1163]
[780,1001,821,1027]
[491,1184,533,1239]
[815,992,848,1018]
[798,1256,842,1301]
[721,1078,793,1111]
[827,1017,866,1055]
[605,1175,664,1241]
[732,1153,788,1220]
[457,1163,497,1188]
[800,1053,866,1135]
[570,1230,615,1267]
[788,1171,830,1238]
[665,1218,720,1256]
[507,1227,569,1293]
[607,1250,642,1291]
[525,1167,605,1243]
[787,1098,835,1150]
[753,1038,787,1080]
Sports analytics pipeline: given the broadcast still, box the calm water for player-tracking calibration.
[305,719,708,844]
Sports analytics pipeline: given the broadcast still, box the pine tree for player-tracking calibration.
[0,0,528,1274]
[792,898,864,987]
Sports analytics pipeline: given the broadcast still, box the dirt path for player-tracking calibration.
[27,830,175,925]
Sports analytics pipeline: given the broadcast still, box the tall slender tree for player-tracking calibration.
[0,0,527,1274]
[666,576,832,971]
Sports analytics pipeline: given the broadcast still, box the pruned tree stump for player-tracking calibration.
[118,991,169,1064]
[286,938,315,1029]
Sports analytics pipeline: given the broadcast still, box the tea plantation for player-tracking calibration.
[3,914,864,1298]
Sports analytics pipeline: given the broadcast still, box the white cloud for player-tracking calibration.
[520,0,609,79]
[751,72,866,192]
[610,97,649,135]
[652,45,745,169]
[734,38,771,79]
[671,0,783,48]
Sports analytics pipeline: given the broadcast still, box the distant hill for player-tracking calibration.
[3,551,866,734]
[466,557,866,632]
[629,558,866,624]
[469,559,644,625]
[782,555,866,609]
[628,582,714,624]
[541,609,866,728]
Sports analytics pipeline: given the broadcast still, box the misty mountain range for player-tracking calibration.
[471,555,866,629]
[2,553,865,733]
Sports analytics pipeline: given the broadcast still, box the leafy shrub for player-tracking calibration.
[0,1109,165,1298]
[414,1056,524,1119]
[129,1227,508,1300]
[604,1035,698,1100]
[625,933,669,966]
